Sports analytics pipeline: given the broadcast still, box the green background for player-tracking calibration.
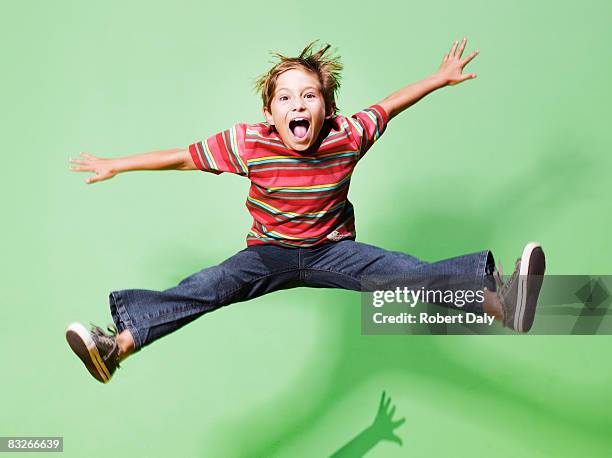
[2,0,611,456]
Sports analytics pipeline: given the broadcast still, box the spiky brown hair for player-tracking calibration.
[254,41,343,117]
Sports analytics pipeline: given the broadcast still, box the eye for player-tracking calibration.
[305,93,316,99]
[279,95,289,101]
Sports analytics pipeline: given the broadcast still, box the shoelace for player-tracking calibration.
[491,259,521,326]
[493,259,521,300]
[89,323,122,369]
[492,261,504,291]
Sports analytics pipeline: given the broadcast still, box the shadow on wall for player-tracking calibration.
[330,391,406,458]
[370,136,599,261]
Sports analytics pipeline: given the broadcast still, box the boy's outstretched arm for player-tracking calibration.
[68,148,197,184]
[378,37,479,120]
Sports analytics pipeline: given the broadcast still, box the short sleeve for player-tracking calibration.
[188,123,249,176]
[348,104,389,160]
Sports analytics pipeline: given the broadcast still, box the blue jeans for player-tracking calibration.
[109,240,495,351]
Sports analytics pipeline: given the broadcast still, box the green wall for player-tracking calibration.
[2,0,611,456]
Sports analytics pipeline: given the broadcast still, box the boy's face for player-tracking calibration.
[263,68,330,152]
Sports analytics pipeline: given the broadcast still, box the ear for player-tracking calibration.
[263,106,274,125]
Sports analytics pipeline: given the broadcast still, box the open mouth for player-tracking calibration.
[289,118,310,139]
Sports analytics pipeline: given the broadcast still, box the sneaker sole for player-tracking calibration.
[515,242,546,332]
[65,322,112,383]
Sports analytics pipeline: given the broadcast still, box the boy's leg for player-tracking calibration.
[116,330,135,361]
[301,239,545,332]
[301,239,494,314]
[110,244,301,353]
[67,244,302,382]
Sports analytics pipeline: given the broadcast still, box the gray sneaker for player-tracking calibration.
[65,322,121,383]
[493,242,546,333]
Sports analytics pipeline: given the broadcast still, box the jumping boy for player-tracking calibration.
[66,39,546,383]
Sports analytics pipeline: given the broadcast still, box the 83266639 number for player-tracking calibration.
[1,437,63,452]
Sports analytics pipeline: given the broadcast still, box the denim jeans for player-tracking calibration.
[109,240,495,351]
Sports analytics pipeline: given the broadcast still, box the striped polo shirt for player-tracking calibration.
[188,104,388,247]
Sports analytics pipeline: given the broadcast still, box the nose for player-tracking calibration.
[292,97,305,111]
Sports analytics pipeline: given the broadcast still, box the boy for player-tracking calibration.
[66,39,546,384]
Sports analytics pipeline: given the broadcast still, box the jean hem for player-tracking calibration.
[474,249,495,315]
[109,291,144,352]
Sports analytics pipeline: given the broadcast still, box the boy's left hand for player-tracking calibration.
[436,37,479,86]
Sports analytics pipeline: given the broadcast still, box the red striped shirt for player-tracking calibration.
[188,104,389,247]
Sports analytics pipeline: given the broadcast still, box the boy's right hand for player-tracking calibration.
[69,152,117,184]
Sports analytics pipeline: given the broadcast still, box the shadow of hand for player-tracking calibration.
[370,390,406,446]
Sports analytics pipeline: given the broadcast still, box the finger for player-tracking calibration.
[69,158,88,165]
[450,73,477,86]
[384,395,392,411]
[461,49,479,67]
[460,73,477,82]
[456,37,467,58]
[80,152,97,159]
[389,405,396,418]
[390,434,403,446]
[449,40,458,58]
[378,391,386,411]
[443,53,449,63]
[69,165,93,172]
[86,174,105,184]
[392,417,406,428]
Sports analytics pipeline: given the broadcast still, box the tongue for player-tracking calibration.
[293,125,308,138]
